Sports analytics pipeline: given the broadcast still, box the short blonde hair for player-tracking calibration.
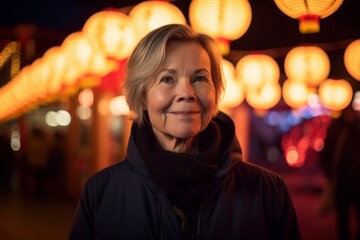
[123,24,224,125]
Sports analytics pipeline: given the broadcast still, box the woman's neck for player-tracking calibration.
[153,130,199,155]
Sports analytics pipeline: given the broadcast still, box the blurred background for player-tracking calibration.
[1,0,360,239]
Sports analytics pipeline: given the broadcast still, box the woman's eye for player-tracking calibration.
[160,76,173,83]
[193,76,208,82]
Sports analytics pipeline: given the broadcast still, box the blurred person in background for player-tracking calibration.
[47,130,66,197]
[319,105,360,240]
[26,127,49,197]
[69,24,300,239]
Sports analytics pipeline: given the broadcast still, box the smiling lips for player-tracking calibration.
[168,111,201,117]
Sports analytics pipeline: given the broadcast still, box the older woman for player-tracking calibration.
[69,24,300,239]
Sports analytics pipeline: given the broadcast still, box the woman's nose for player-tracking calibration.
[176,80,196,102]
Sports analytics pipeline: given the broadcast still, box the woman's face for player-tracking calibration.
[145,41,216,148]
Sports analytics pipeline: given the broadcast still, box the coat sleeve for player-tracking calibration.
[68,181,95,240]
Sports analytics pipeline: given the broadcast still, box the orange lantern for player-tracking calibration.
[28,57,52,102]
[83,9,138,61]
[189,0,252,55]
[282,79,309,109]
[219,59,244,109]
[274,0,343,33]
[62,32,114,77]
[42,46,73,98]
[318,78,353,111]
[344,39,360,81]
[284,46,330,87]
[246,82,281,111]
[129,1,186,40]
[235,53,280,89]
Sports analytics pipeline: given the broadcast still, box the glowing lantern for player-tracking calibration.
[246,82,281,110]
[129,1,186,40]
[344,39,360,81]
[318,78,353,111]
[274,0,344,33]
[284,46,330,87]
[83,9,138,60]
[236,54,280,89]
[44,44,79,94]
[42,47,71,97]
[219,59,244,109]
[189,0,252,55]
[62,31,115,78]
[29,57,52,101]
[282,79,309,109]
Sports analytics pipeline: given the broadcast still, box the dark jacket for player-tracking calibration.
[68,114,300,240]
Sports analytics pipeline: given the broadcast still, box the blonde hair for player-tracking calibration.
[123,24,224,125]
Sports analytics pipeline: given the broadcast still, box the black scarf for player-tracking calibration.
[134,116,223,213]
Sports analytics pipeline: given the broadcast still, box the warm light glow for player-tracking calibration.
[274,0,344,33]
[219,59,244,109]
[318,78,353,111]
[45,111,58,127]
[76,106,92,121]
[78,88,94,107]
[344,39,360,81]
[56,110,72,126]
[109,95,130,116]
[282,79,309,109]
[189,0,252,55]
[245,82,281,110]
[129,1,186,40]
[62,31,115,78]
[284,46,330,87]
[353,91,360,111]
[285,146,305,167]
[83,9,138,60]
[42,46,70,96]
[236,54,280,89]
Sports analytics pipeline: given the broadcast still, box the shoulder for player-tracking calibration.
[233,161,288,192]
[85,160,134,190]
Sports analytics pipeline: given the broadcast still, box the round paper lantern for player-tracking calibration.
[318,78,353,111]
[62,31,114,78]
[274,0,344,33]
[219,59,244,109]
[344,39,360,81]
[83,9,138,60]
[189,0,252,55]
[246,82,281,110]
[129,1,186,40]
[284,46,330,87]
[282,79,309,109]
[236,54,280,89]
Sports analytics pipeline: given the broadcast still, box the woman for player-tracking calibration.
[68,24,300,239]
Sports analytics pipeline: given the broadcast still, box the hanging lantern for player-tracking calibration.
[43,46,68,96]
[83,9,138,61]
[28,57,52,102]
[284,46,330,87]
[274,0,344,33]
[235,53,280,89]
[246,82,281,111]
[318,78,353,111]
[219,59,244,109]
[129,1,186,40]
[189,0,252,55]
[344,39,360,81]
[282,79,309,109]
[62,31,115,78]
